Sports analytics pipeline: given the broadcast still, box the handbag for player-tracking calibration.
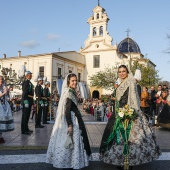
[64,135,74,149]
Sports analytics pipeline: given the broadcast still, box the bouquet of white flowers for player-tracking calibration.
[117,104,137,129]
[117,105,137,120]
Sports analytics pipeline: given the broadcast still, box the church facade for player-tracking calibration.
[0,4,155,98]
[80,5,155,98]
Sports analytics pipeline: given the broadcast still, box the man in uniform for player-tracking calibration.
[43,81,51,124]
[35,77,44,128]
[21,71,34,135]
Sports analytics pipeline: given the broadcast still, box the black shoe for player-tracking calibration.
[43,122,49,124]
[35,125,44,128]
[22,131,31,135]
[28,129,33,133]
[116,166,123,170]
[0,137,5,144]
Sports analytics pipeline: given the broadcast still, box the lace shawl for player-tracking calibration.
[116,74,140,112]
[50,74,78,151]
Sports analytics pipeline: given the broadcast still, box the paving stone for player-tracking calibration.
[1,109,170,152]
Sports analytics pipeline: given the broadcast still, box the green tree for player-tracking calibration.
[89,67,117,91]
[89,61,161,90]
[131,60,161,87]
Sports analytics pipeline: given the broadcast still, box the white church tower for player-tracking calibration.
[82,4,113,49]
[80,2,126,98]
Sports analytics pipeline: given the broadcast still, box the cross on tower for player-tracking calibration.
[125,28,131,37]
[98,0,100,6]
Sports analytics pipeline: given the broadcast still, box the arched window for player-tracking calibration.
[93,27,97,36]
[97,13,99,19]
[99,26,103,36]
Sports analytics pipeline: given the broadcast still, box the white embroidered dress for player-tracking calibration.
[0,85,14,132]
[46,75,90,169]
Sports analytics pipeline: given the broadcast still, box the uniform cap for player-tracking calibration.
[25,71,32,76]
[45,81,50,85]
[38,77,43,81]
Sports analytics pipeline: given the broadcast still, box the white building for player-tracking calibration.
[0,51,85,96]
[0,4,155,99]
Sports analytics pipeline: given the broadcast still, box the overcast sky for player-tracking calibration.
[0,0,170,81]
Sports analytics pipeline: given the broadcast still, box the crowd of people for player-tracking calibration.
[140,84,170,126]
[82,84,170,129]
[82,98,113,122]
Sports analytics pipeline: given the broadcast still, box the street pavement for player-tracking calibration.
[0,106,170,170]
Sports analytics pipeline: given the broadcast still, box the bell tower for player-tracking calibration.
[89,5,109,38]
[80,2,121,97]
[80,3,113,52]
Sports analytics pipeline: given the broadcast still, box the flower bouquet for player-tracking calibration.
[105,104,138,170]
[117,104,138,129]
[117,105,138,170]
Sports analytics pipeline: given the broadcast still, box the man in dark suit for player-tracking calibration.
[21,71,34,135]
[35,78,44,128]
[43,81,51,124]
[150,86,157,119]
[162,84,168,92]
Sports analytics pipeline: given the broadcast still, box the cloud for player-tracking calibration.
[31,28,39,35]
[62,41,72,47]
[47,33,60,41]
[20,40,39,49]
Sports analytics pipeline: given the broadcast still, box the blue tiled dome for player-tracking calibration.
[118,37,141,53]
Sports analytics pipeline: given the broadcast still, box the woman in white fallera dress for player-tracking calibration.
[0,76,14,144]
[46,73,91,170]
